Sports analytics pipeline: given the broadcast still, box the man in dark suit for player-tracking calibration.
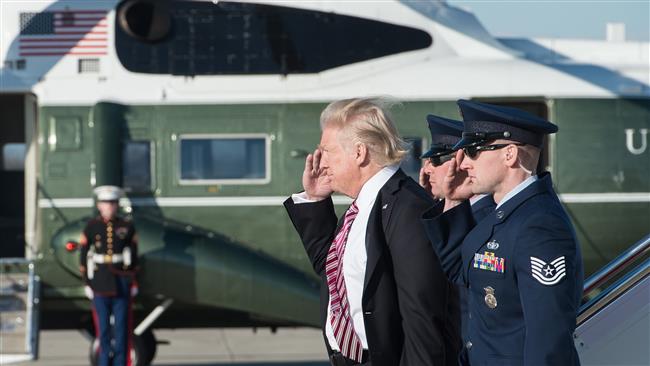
[423,100,583,366]
[284,97,460,366]
[418,114,495,361]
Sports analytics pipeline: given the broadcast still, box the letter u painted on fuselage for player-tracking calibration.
[625,129,648,155]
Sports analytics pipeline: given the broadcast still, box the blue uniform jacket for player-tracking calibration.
[471,195,496,222]
[422,173,583,366]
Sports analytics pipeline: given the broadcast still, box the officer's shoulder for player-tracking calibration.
[513,196,577,251]
[521,192,569,220]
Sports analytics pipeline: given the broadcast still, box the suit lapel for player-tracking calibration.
[362,169,404,302]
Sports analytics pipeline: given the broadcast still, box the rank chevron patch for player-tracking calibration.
[530,256,566,285]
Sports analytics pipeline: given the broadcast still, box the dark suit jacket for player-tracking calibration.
[284,169,460,366]
[422,173,583,366]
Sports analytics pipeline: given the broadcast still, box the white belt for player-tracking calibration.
[92,253,124,264]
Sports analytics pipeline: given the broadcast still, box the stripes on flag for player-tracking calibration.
[19,9,109,57]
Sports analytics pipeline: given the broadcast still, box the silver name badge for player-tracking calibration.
[486,240,499,250]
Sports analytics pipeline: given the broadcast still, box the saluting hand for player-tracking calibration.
[419,167,432,196]
[302,149,333,201]
[442,150,473,211]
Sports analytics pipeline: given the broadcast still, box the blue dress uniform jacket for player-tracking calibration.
[285,169,461,366]
[458,195,496,362]
[471,195,496,222]
[422,173,583,366]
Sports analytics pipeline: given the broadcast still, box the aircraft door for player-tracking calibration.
[0,94,28,258]
[91,101,155,195]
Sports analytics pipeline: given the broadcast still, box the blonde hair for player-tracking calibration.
[320,97,408,166]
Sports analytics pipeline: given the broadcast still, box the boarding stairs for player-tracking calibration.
[575,233,650,365]
[0,259,40,364]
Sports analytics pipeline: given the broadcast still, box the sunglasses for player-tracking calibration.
[428,153,455,167]
[463,143,525,159]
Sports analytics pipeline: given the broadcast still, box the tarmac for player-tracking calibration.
[6,327,330,366]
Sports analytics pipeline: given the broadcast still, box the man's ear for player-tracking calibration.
[504,144,519,167]
[355,142,368,166]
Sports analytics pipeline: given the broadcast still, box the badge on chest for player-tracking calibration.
[116,226,129,239]
[484,286,497,309]
[486,239,499,250]
[473,251,505,273]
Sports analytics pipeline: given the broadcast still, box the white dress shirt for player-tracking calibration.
[292,164,399,350]
[495,175,538,209]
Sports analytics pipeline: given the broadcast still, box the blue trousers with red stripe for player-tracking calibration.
[92,276,132,366]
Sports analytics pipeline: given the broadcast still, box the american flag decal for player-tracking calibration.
[19,9,108,57]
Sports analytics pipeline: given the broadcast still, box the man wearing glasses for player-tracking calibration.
[422,100,583,366]
[419,114,495,364]
[419,114,495,214]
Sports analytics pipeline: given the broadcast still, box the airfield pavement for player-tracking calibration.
[13,327,330,366]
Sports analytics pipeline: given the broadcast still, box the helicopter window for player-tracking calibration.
[115,1,432,75]
[178,134,269,185]
[48,116,82,151]
[123,141,153,192]
[2,143,26,171]
[402,137,423,182]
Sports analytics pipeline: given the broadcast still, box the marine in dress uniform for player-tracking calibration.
[79,186,139,366]
[419,114,496,360]
[422,100,584,366]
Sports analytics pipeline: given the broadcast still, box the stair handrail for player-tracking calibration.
[578,259,649,325]
[0,257,40,360]
[582,233,650,296]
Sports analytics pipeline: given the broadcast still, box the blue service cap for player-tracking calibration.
[421,114,463,158]
[455,99,558,149]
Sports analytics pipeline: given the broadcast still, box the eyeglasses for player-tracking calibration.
[462,143,525,159]
[428,153,455,167]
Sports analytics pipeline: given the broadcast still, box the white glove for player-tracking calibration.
[130,285,138,297]
[84,285,94,300]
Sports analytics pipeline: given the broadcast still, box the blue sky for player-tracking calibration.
[448,1,650,41]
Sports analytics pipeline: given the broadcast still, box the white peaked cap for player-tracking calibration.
[93,185,123,201]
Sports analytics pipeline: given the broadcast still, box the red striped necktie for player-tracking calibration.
[325,201,364,363]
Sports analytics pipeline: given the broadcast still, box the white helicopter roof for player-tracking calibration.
[0,0,648,104]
